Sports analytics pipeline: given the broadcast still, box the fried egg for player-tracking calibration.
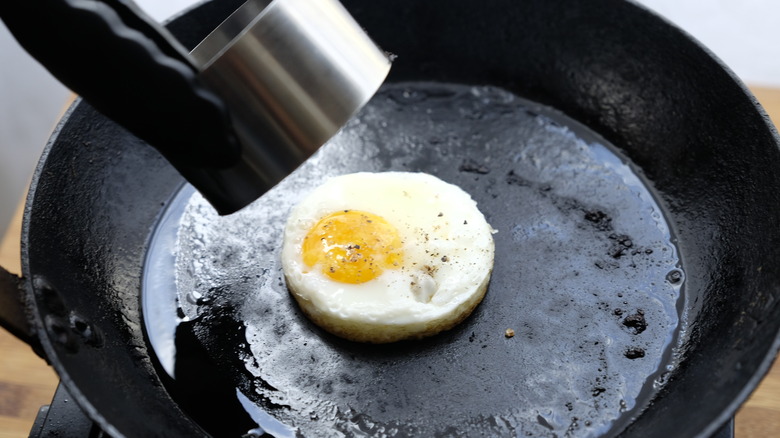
[281,172,495,343]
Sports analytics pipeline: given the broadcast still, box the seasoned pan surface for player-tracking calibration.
[145,83,684,437]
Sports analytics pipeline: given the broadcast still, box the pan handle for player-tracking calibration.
[0,266,45,359]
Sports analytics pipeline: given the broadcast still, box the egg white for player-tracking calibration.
[281,172,495,343]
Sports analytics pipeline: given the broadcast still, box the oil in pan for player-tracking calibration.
[143,82,685,437]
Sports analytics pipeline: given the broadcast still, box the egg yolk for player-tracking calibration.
[302,210,403,284]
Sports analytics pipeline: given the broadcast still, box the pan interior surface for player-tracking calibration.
[143,82,684,437]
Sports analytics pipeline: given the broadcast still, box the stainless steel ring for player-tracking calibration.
[186,0,391,214]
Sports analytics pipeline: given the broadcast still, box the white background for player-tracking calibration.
[0,0,778,233]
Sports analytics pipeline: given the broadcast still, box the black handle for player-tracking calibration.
[711,418,735,438]
[0,0,240,169]
[0,267,45,358]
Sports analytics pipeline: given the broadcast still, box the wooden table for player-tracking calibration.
[1,88,780,438]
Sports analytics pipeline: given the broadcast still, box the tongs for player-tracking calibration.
[0,0,390,214]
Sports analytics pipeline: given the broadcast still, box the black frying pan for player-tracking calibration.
[2,0,780,437]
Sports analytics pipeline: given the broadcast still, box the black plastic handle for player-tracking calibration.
[0,0,240,169]
[0,267,44,358]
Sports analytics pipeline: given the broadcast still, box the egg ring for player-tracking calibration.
[281,172,495,343]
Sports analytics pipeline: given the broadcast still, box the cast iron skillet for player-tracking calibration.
[2,0,780,436]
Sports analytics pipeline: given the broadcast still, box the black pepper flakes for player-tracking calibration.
[459,159,490,174]
[622,311,647,334]
[625,348,646,359]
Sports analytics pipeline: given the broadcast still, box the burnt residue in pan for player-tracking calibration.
[144,82,684,437]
